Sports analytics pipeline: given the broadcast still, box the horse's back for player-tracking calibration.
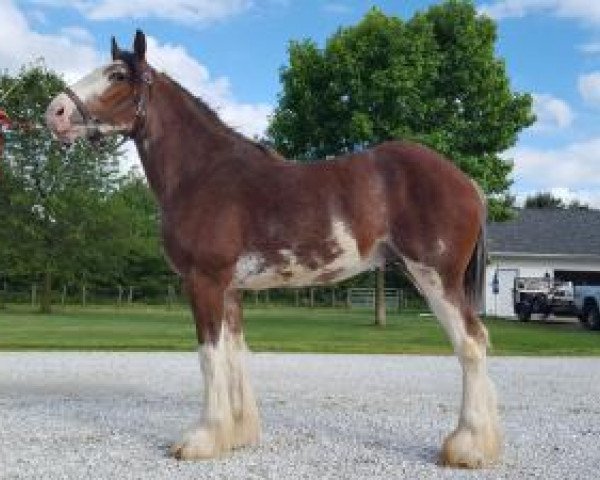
[368,141,484,270]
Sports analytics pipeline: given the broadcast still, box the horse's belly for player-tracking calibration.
[233,220,381,289]
[233,254,371,289]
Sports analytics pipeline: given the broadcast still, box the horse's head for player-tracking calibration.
[46,29,153,144]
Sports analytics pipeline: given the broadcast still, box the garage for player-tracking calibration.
[484,208,600,317]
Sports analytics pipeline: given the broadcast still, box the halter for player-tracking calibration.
[64,66,154,145]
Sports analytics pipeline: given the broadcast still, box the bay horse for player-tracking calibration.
[45,30,501,469]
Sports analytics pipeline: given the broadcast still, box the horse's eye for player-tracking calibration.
[109,71,127,82]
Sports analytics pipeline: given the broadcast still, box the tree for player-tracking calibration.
[524,192,564,209]
[567,199,589,210]
[0,63,126,312]
[109,170,178,295]
[524,192,589,210]
[268,1,533,324]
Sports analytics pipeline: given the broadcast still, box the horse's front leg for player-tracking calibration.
[224,290,261,449]
[170,272,239,460]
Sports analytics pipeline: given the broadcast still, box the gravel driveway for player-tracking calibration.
[1,352,599,479]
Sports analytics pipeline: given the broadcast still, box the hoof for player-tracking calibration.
[440,424,502,469]
[169,426,231,460]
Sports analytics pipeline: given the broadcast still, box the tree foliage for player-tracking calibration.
[268,1,534,220]
[524,192,589,210]
[0,64,127,310]
[109,170,177,293]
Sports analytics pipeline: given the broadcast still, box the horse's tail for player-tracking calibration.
[464,183,487,314]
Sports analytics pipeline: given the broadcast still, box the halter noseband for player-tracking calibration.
[64,66,154,144]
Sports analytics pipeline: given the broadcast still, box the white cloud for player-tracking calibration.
[0,0,101,83]
[31,0,253,24]
[531,93,574,130]
[322,3,352,14]
[1,0,271,174]
[545,187,600,207]
[28,9,48,25]
[146,36,271,139]
[578,72,600,107]
[509,138,600,207]
[60,26,94,44]
[579,42,600,54]
[479,1,600,25]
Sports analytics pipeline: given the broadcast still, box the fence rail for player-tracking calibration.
[0,283,427,311]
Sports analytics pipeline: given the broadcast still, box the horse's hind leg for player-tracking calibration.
[402,257,502,468]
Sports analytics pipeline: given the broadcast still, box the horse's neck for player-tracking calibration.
[135,76,241,203]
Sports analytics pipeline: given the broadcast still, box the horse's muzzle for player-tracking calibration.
[45,92,83,144]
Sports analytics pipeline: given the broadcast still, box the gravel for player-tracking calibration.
[1,352,599,479]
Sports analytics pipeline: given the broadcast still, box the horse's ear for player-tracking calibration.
[111,36,120,60]
[133,29,146,61]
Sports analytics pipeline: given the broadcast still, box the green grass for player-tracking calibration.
[0,305,599,355]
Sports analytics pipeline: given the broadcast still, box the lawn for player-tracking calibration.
[0,305,599,355]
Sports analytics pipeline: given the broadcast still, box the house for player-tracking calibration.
[484,208,600,317]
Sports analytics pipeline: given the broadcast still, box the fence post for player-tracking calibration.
[310,288,315,308]
[265,289,270,307]
[118,285,123,306]
[82,285,87,306]
[128,286,133,305]
[295,289,300,307]
[31,284,37,307]
[254,290,259,306]
[331,287,336,308]
[61,285,67,306]
[167,284,175,310]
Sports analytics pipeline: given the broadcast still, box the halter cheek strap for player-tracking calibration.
[128,69,153,140]
[64,67,154,144]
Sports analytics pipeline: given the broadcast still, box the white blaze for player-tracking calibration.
[69,64,113,103]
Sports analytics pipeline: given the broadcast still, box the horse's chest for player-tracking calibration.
[233,220,377,289]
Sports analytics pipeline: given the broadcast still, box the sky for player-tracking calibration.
[1,0,600,207]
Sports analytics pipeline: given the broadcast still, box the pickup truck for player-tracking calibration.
[513,277,576,322]
[574,286,600,330]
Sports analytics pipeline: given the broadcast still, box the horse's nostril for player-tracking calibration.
[56,107,65,116]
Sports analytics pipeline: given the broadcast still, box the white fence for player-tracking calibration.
[0,283,426,310]
[347,288,400,309]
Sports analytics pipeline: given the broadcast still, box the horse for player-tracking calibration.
[45,30,501,469]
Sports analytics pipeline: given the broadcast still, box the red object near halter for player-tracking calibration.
[0,109,11,129]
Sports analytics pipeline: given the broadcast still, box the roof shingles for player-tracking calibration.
[487,209,600,256]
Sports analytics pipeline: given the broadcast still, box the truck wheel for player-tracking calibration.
[584,303,600,331]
